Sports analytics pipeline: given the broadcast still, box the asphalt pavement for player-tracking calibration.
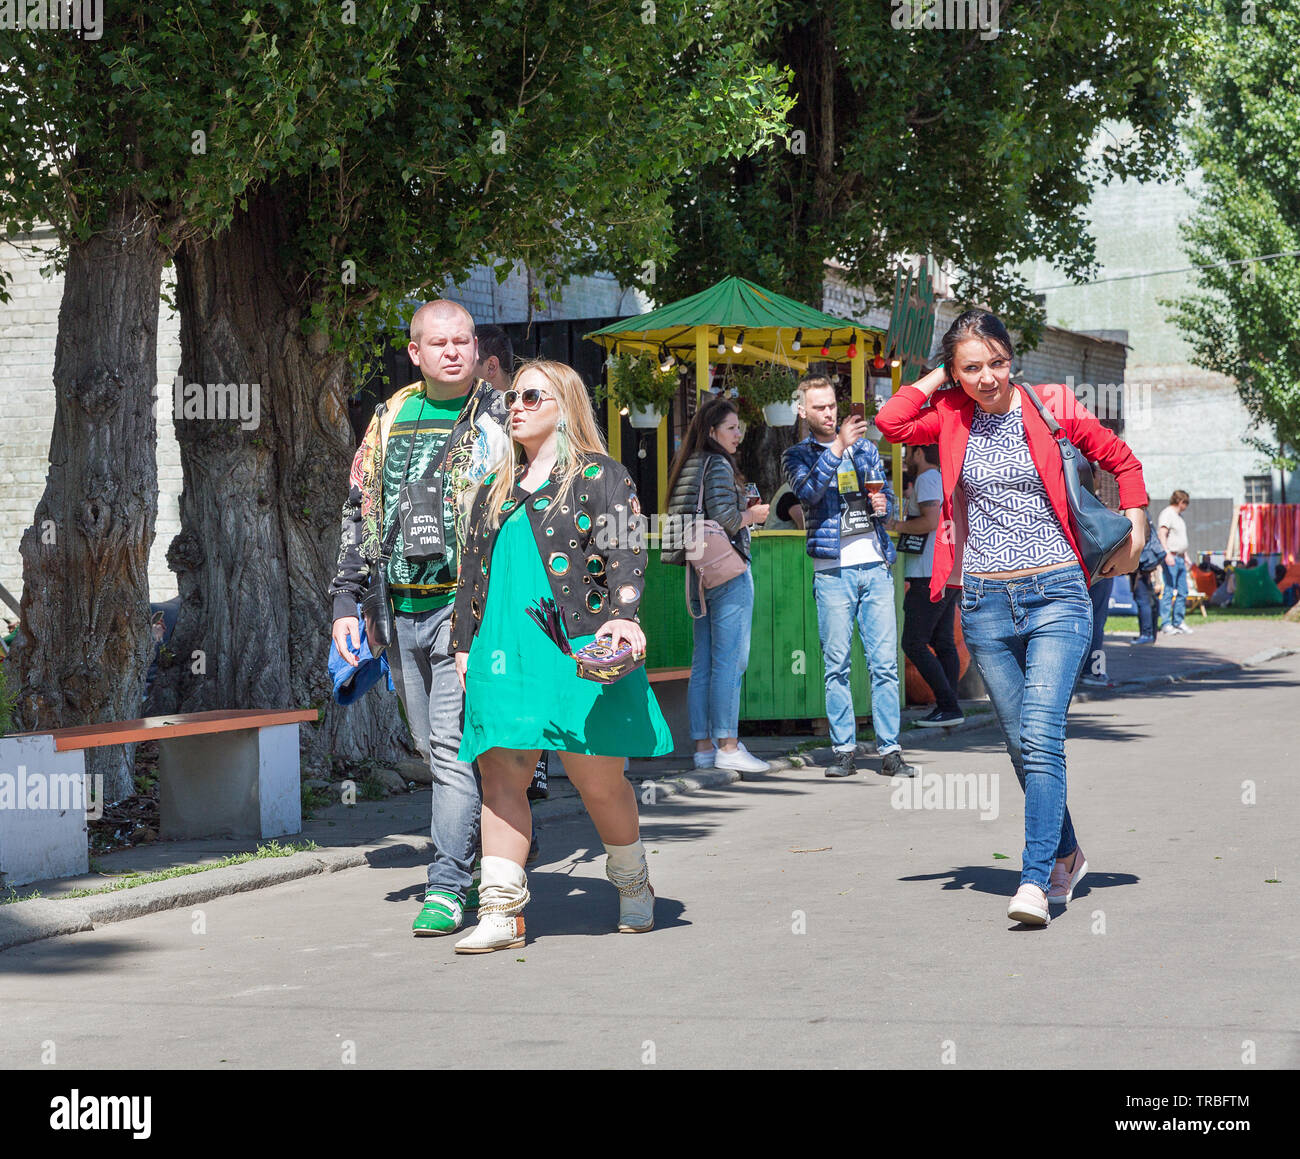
[0,630,1295,1069]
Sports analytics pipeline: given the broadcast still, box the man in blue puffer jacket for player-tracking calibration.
[783,376,917,780]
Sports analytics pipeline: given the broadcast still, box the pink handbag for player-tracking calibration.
[686,459,748,619]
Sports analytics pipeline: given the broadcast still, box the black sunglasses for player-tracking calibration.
[504,387,556,410]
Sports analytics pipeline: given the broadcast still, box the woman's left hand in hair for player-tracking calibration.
[596,618,646,656]
[1100,509,1150,578]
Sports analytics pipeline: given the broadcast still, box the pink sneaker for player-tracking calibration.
[1007,883,1050,926]
[1047,846,1088,906]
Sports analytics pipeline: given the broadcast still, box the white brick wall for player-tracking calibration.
[441,260,648,322]
[0,232,182,606]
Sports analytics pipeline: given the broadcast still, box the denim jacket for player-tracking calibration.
[783,435,898,565]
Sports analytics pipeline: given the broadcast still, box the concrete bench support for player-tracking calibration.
[0,735,91,887]
[157,723,301,841]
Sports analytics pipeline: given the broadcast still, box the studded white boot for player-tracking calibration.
[454,856,529,954]
[604,840,654,933]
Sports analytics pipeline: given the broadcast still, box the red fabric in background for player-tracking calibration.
[1236,504,1300,564]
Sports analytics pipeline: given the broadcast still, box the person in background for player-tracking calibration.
[765,483,805,530]
[1157,490,1194,635]
[474,325,514,392]
[888,444,963,726]
[877,309,1148,928]
[785,376,917,780]
[1130,510,1162,645]
[662,395,771,775]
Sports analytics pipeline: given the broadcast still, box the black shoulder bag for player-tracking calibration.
[1020,384,1133,583]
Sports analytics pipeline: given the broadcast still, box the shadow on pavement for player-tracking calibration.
[900,864,1138,899]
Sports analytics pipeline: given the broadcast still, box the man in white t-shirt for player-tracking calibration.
[888,444,964,725]
[1156,489,1193,634]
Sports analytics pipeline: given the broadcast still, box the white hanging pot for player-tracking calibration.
[761,396,799,427]
[627,402,665,429]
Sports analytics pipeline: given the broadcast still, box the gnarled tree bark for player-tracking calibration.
[149,188,409,773]
[12,193,166,803]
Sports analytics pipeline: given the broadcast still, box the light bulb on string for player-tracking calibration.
[733,330,745,354]
[792,329,802,352]
[659,344,674,371]
[847,331,858,359]
[716,331,726,355]
[871,337,886,373]
[819,332,831,357]
[637,436,647,460]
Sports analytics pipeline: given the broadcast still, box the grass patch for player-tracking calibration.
[12,839,322,902]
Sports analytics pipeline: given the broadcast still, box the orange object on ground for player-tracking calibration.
[1190,566,1218,597]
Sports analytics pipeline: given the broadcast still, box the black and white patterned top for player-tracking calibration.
[960,400,1075,574]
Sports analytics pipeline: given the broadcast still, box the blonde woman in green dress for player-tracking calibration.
[449,360,674,954]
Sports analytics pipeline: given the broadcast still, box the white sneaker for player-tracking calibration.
[693,749,716,769]
[1159,624,1178,635]
[1175,623,1194,634]
[713,743,771,773]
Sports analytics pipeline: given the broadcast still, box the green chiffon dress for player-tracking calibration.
[458,491,675,764]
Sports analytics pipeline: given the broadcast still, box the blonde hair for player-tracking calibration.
[483,359,608,528]
[797,374,836,401]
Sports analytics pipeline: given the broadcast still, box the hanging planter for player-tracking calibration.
[628,402,666,429]
[742,361,801,427]
[601,351,678,428]
[761,394,799,427]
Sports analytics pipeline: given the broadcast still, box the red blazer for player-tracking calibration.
[876,382,1149,601]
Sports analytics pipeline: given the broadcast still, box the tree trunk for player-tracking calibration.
[149,189,410,774]
[12,194,166,803]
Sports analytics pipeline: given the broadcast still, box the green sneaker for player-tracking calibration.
[466,859,482,911]
[412,891,464,937]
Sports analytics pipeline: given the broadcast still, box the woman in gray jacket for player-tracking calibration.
[663,396,770,773]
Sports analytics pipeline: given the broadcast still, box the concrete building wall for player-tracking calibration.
[1020,163,1298,521]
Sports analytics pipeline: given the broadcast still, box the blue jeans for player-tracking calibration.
[688,568,754,741]
[960,565,1091,890]
[1159,557,1188,628]
[387,602,481,897]
[812,562,901,754]
[1131,571,1157,638]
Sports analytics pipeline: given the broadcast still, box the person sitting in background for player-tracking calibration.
[765,483,805,530]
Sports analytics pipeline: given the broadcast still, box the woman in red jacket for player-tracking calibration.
[877,309,1148,927]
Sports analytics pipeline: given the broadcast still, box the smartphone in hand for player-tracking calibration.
[850,402,866,422]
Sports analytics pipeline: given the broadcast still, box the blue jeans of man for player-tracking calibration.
[960,565,1091,890]
[1159,556,1188,628]
[812,562,901,755]
[688,567,754,741]
[387,602,480,897]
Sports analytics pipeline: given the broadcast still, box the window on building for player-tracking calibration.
[1244,475,1273,504]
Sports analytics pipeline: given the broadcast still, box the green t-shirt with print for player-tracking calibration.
[382,389,468,613]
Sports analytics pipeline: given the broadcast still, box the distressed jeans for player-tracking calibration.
[687,568,754,740]
[812,561,901,755]
[960,565,1091,890]
[387,602,480,897]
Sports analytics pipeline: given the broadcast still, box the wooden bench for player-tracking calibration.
[0,709,316,886]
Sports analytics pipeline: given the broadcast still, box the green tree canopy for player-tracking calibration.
[1165,0,1300,467]
[646,0,1197,342]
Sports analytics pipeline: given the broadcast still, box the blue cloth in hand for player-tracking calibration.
[329,608,394,705]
